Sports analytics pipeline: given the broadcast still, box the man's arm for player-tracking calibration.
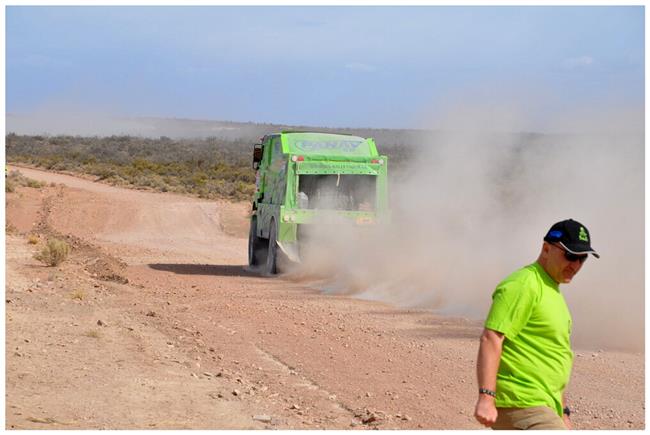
[562,394,572,429]
[474,328,505,427]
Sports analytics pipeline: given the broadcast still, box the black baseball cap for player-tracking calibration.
[543,219,600,258]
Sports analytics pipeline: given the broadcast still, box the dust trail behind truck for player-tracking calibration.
[248,131,389,274]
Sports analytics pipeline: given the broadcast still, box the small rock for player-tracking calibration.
[97,320,105,326]
[401,415,412,421]
[290,404,301,410]
[203,372,214,377]
[190,373,198,378]
[253,415,272,423]
[366,392,372,398]
[232,389,240,396]
[146,311,156,317]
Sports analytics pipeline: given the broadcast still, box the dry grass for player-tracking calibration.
[70,289,85,301]
[84,329,101,339]
[27,234,39,244]
[34,238,71,267]
[6,170,46,191]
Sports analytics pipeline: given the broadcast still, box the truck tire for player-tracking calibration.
[248,217,264,266]
[265,219,279,275]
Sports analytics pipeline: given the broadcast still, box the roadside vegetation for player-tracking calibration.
[6,134,257,201]
[5,168,47,192]
[34,238,71,267]
[6,133,417,201]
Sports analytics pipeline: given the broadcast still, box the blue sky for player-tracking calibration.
[5,6,645,129]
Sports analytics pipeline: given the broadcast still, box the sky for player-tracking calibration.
[5,5,645,130]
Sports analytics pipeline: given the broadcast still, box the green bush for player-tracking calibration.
[34,238,71,266]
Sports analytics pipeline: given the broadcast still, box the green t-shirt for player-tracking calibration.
[485,262,574,416]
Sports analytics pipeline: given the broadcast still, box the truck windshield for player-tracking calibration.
[297,174,376,211]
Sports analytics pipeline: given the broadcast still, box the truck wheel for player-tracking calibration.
[248,217,263,266]
[265,219,280,275]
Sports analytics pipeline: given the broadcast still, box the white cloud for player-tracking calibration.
[344,62,377,73]
[563,55,595,69]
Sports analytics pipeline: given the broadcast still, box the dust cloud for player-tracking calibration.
[291,105,644,353]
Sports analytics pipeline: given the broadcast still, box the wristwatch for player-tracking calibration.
[563,406,571,417]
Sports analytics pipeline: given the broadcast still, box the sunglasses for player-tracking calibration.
[553,244,588,263]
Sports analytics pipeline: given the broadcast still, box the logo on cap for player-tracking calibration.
[578,227,589,242]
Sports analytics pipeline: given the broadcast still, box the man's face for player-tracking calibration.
[544,243,587,284]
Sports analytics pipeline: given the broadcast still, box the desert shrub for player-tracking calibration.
[6,178,15,193]
[26,178,45,188]
[34,238,71,266]
[27,234,39,244]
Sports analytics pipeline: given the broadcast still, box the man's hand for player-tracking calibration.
[474,395,498,427]
[563,414,572,430]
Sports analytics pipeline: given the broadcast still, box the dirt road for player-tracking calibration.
[5,165,644,429]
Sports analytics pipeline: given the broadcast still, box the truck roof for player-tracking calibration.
[280,131,379,158]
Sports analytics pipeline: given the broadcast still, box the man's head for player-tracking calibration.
[538,219,599,284]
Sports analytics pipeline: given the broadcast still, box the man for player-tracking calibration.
[474,219,599,430]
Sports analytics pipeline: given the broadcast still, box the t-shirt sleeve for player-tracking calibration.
[484,275,539,339]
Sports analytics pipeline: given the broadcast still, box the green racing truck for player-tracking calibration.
[248,131,389,274]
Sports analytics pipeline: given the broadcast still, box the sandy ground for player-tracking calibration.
[5,165,644,429]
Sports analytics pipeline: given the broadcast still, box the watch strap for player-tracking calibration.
[479,387,496,397]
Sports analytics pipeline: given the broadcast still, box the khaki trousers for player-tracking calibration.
[492,406,567,430]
